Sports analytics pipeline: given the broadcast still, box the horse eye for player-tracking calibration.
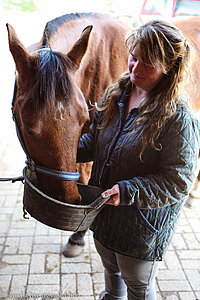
[24,128,35,136]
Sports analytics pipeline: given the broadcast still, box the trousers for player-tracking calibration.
[94,239,160,300]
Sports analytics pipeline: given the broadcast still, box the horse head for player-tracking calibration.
[7,24,91,204]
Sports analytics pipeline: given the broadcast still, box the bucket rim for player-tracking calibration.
[23,167,109,210]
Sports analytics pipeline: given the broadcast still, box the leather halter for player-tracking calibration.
[12,48,79,181]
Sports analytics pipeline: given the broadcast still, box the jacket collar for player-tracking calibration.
[117,85,140,119]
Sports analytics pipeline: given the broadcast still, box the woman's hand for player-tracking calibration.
[101,184,120,206]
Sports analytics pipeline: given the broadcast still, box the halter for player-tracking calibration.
[11,48,79,181]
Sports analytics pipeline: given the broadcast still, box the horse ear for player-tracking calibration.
[6,23,33,80]
[67,25,93,70]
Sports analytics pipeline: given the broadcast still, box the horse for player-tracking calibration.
[7,12,129,256]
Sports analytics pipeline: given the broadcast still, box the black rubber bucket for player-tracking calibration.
[23,167,109,231]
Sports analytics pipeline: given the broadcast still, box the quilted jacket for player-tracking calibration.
[77,91,200,261]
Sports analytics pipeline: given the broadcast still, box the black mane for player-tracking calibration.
[33,50,73,111]
[34,13,94,111]
[42,12,93,46]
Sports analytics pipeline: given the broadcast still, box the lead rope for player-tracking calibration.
[0,176,24,183]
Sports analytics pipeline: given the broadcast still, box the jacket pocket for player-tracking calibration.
[138,209,158,234]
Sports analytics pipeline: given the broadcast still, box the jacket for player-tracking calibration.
[77,91,200,261]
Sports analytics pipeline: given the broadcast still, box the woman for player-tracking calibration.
[77,20,200,299]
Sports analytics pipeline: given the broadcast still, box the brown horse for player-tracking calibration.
[7,13,129,206]
[7,12,130,257]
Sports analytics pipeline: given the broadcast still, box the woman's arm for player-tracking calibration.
[104,111,200,209]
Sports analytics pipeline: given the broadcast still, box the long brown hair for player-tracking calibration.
[98,20,191,159]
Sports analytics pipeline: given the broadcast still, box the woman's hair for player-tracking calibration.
[98,20,191,159]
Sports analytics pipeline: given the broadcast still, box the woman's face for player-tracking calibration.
[128,44,164,92]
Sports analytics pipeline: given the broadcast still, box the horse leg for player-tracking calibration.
[62,162,93,257]
[62,163,93,257]
[62,230,87,257]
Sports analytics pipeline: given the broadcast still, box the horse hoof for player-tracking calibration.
[62,242,84,257]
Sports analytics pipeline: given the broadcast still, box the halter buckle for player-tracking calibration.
[27,159,35,172]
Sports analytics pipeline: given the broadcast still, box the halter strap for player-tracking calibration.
[11,48,79,181]
[25,160,79,181]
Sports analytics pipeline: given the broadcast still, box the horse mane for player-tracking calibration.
[33,13,94,112]
[33,50,73,111]
[42,12,93,46]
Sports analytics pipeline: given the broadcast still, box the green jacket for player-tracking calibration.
[77,92,200,261]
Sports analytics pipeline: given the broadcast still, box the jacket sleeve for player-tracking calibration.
[117,110,200,209]
[77,108,101,163]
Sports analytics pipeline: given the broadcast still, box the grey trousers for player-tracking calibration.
[94,239,160,300]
